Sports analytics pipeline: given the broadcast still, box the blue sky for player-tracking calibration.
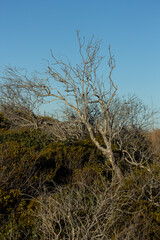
[0,0,160,126]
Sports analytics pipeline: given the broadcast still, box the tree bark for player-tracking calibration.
[106,150,123,181]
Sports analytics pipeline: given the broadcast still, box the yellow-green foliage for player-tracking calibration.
[0,187,40,240]
[0,125,105,239]
[0,113,10,129]
[1,114,159,239]
[0,127,61,239]
[116,165,160,240]
[73,161,107,189]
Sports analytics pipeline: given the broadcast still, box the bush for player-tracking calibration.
[0,112,10,129]
[35,165,160,240]
[0,115,159,239]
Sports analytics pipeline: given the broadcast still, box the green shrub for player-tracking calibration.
[0,113,10,129]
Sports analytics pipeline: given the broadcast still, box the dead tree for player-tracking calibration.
[0,32,153,180]
[0,67,44,129]
[36,32,125,180]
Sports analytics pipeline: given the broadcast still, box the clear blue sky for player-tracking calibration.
[0,0,160,126]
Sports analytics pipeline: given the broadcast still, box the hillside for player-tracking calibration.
[0,112,159,239]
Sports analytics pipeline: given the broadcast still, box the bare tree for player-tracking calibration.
[0,32,153,180]
[0,67,44,129]
[38,32,153,180]
[38,32,125,180]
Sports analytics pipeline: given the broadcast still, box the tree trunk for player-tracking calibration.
[106,150,123,181]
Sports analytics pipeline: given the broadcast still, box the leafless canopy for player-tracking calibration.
[0,32,153,180]
[0,67,46,129]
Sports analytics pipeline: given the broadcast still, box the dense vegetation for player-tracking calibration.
[0,112,159,240]
[0,33,160,239]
